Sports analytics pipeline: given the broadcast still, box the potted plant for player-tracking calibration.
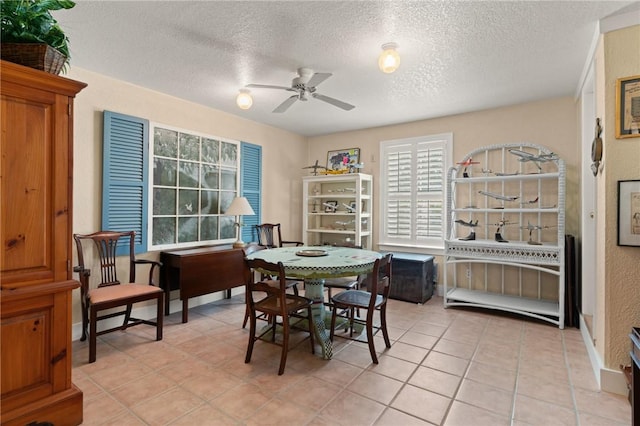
[1,0,75,74]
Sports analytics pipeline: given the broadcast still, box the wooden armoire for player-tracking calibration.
[1,60,86,425]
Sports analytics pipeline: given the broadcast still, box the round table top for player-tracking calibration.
[245,245,382,279]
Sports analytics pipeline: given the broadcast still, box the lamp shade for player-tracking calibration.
[378,42,400,73]
[225,196,255,216]
[236,89,253,110]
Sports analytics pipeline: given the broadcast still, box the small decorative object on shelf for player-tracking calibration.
[323,200,338,212]
[444,142,565,328]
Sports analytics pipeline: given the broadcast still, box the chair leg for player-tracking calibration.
[279,314,290,375]
[349,307,355,337]
[292,284,299,296]
[330,305,338,341]
[242,306,249,329]
[89,306,98,363]
[379,304,391,348]
[80,301,89,342]
[122,304,133,330]
[245,312,257,364]
[156,294,163,341]
[366,309,378,364]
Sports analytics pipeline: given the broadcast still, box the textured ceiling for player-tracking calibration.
[57,1,637,137]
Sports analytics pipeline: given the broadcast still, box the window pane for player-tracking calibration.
[154,128,178,157]
[153,188,176,215]
[202,138,219,163]
[200,190,218,214]
[220,191,235,214]
[178,189,198,215]
[221,168,237,190]
[153,217,176,245]
[178,217,198,242]
[200,216,219,240]
[179,161,199,188]
[153,158,177,186]
[179,133,200,161]
[221,142,237,166]
[220,216,235,239]
[201,164,218,189]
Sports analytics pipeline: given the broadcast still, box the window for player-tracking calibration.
[103,111,261,254]
[149,125,240,249]
[379,133,452,250]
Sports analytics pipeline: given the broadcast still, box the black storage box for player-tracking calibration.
[387,253,435,303]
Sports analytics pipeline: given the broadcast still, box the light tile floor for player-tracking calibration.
[72,295,632,425]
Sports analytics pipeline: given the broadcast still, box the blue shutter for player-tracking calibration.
[240,142,261,243]
[102,111,149,255]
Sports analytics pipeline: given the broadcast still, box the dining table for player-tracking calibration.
[244,245,382,359]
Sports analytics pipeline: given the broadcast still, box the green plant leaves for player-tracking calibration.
[1,0,75,64]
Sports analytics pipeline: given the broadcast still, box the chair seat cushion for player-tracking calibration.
[256,294,312,314]
[89,283,163,304]
[331,290,382,309]
[324,277,358,289]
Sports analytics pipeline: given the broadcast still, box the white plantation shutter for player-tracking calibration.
[380,134,450,248]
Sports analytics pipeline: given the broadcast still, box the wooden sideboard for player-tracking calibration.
[1,60,86,425]
[160,245,247,323]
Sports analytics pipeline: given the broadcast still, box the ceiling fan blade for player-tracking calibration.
[312,93,355,111]
[306,72,332,88]
[246,84,292,91]
[273,95,298,113]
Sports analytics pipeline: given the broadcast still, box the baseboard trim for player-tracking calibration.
[579,313,628,396]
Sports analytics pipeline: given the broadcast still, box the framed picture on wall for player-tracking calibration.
[327,148,360,172]
[615,75,640,138]
[617,179,640,246]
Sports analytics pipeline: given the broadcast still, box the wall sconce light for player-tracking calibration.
[236,89,253,110]
[378,42,400,74]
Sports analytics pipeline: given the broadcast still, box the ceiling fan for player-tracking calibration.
[246,67,355,113]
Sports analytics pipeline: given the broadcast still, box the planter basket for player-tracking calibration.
[1,43,66,75]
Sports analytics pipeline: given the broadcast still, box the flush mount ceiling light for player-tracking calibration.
[378,42,400,74]
[236,88,253,110]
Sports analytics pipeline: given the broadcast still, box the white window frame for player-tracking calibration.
[378,133,452,254]
[148,122,240,251]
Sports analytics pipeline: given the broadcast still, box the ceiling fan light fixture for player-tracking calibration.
[236,89,253,110]
[378,42,400,73]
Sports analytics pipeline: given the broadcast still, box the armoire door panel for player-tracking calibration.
[1,93,65,286]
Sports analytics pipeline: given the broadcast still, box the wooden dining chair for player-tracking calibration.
[329,253,393,364]
[323,244,364,309]
[254,223,303,296]
[244,257,315,375]
[255,223,303,249]
[73,231,164,363]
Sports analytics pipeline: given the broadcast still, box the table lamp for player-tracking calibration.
[225,196,255,248]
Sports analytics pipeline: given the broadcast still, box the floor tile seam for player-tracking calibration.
[560,331,582,425]
[508,321,526,425]
[123,381,207,414]
[440,315,490,426]
[371,405,439,426]
[378,382,445,425]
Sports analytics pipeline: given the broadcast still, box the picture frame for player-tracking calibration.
[327,148,360,172]
[617,180,640,246]
[324,200,338,213]
[615,75,640,138]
